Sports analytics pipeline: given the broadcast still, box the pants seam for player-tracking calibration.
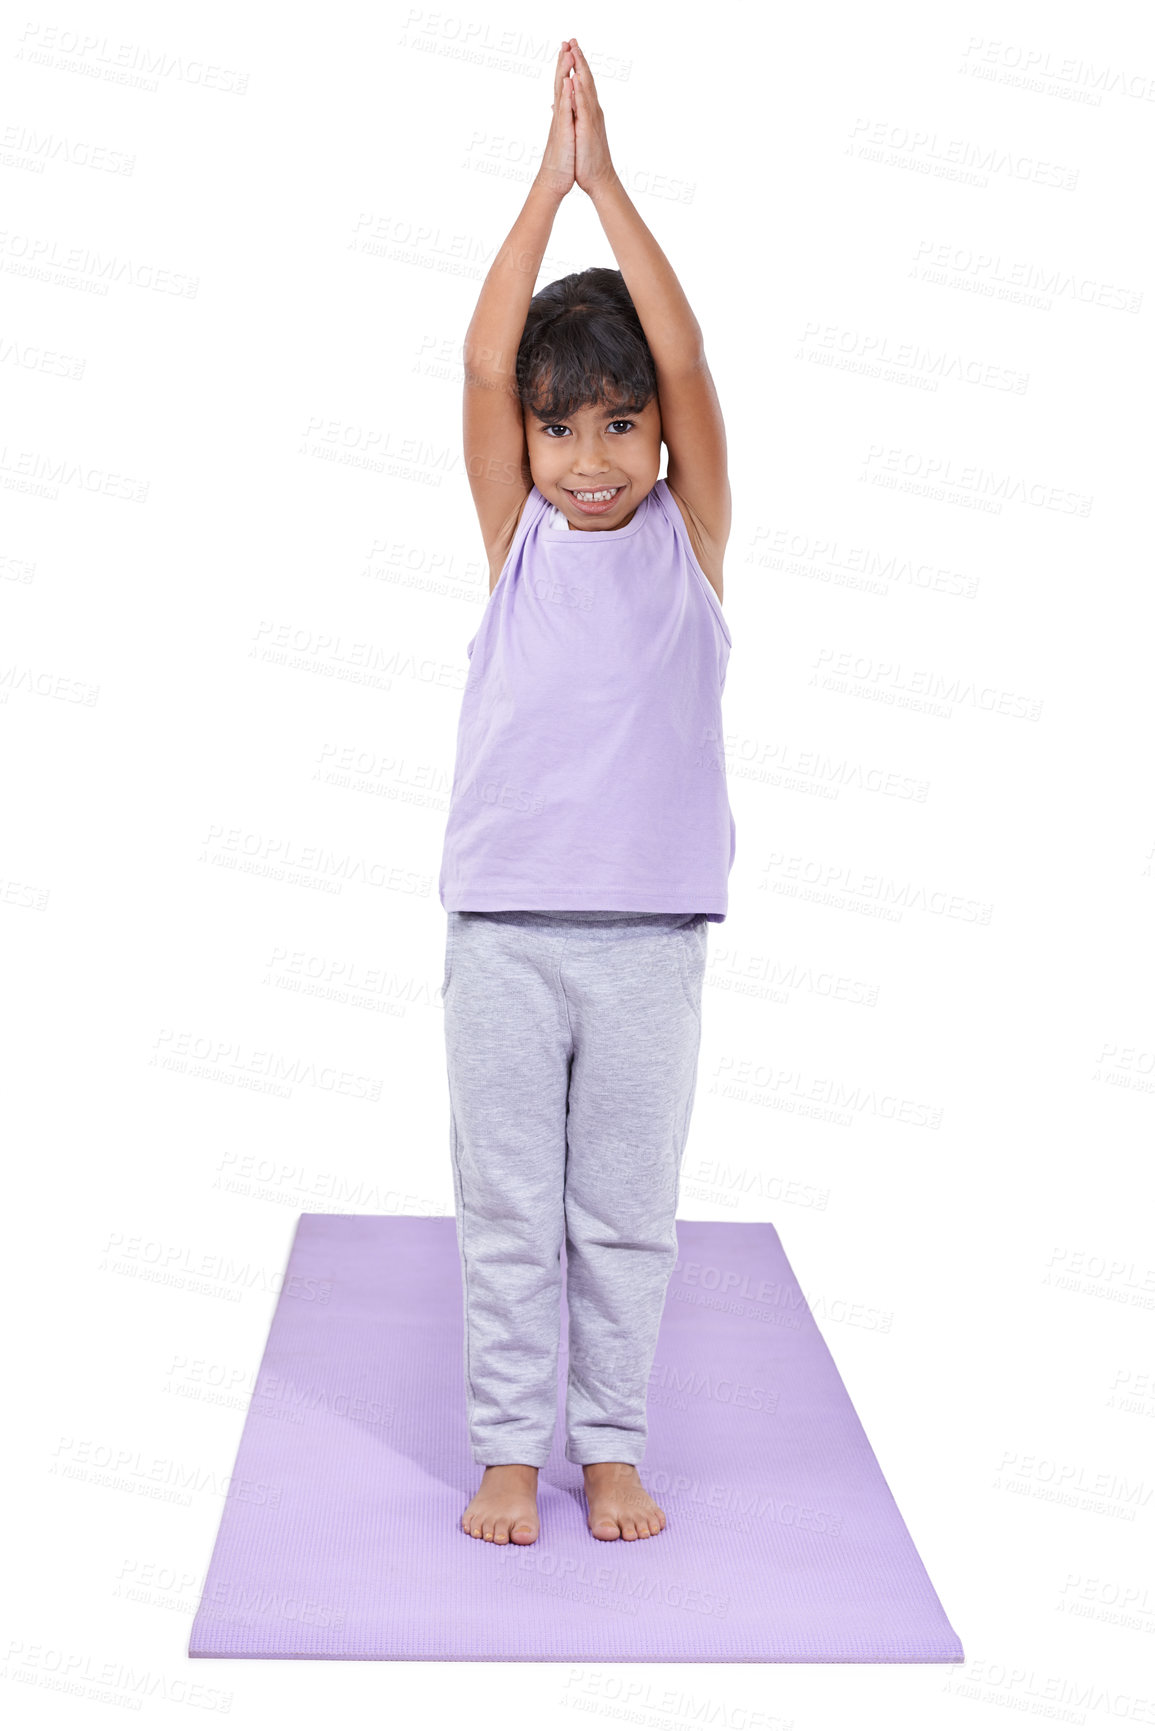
[447,1095,482,1451]
[557,932,575,1048]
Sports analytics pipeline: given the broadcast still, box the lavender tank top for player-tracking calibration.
[438,478,735,921]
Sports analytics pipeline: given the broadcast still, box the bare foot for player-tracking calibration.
[461,1463,540,1544]
[582,1461,667,1541]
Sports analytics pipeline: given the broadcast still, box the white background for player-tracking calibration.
[4,0,1153,1724]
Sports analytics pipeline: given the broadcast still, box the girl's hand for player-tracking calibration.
[567,39,616,196]
[536,43,576,199]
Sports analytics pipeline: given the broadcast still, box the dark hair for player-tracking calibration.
[516,267,657,423]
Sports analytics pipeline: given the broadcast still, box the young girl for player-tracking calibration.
[439,39,734,1548]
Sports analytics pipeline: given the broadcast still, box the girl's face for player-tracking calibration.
[525,395,662,530]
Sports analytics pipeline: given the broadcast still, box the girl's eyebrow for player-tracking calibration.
[533,403,645,423]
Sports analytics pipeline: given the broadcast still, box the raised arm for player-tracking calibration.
[566,38,731,564]
[463,45,575,588]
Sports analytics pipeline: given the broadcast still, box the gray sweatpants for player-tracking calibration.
[441,909,707,1468]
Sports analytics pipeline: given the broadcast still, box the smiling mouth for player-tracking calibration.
[564,485,624,505]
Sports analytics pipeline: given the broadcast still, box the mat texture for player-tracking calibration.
[188,1215,963,1662]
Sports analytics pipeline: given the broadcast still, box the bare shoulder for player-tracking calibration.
[662,480,727,603]
[483,485,534,594]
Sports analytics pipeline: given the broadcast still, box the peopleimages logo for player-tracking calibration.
[512,1549,730,1617]
[460,771,546,816]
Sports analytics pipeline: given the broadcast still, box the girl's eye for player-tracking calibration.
[541,420,634,437]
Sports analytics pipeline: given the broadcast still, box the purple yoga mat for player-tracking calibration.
[188,1215,963,1662]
